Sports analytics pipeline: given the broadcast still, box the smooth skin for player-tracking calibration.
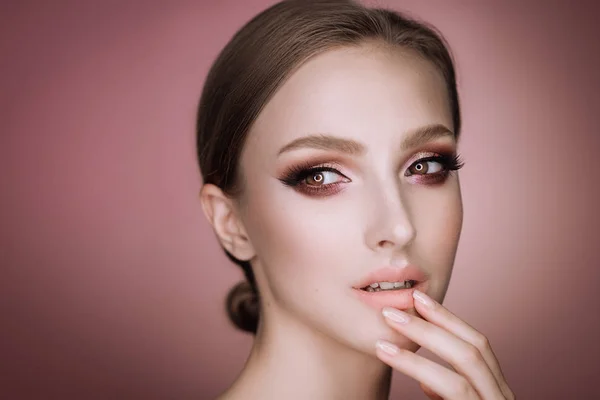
[202,42,515,399]
[377,290,515,399]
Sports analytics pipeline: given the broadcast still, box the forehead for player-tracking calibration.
[245,44,453,163]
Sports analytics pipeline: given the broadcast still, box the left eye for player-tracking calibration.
[408,160,443,175]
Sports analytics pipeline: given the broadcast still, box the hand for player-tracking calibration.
[374,290,515,400]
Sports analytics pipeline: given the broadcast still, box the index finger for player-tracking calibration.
[412,290,515,399]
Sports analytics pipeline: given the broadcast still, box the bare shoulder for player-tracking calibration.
[214,388,241,400]
[214,391,230,400]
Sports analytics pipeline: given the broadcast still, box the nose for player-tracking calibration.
[365,187,416,252]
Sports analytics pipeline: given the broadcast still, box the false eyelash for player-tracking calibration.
[278,161,344,187]
[407,152,465,176]
[441,152,464,171]
[278,151,465,188]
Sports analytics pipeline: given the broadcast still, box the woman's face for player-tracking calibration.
[235,44,463,354]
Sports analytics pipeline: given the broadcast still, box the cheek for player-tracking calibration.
[409,185,462,303]
[241,185,350,294]
[412,185,463,266]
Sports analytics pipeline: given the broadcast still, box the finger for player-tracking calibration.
[412,290,514,398]
[376,340,480,400]
[382,307,503,399]
[420,382,444,400]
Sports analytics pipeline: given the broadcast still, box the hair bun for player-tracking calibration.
[226,280,259,334]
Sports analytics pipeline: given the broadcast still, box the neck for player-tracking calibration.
[221,310,393,400]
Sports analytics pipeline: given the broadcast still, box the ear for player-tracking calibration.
[199,183,256,261]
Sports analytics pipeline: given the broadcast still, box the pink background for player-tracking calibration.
[1,0,599,398]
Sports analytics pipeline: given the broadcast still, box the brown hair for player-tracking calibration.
[196,0,461,334]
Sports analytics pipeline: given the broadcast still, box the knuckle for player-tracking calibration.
[473,332,491,351]
[461,344,484,364]
[450,377,474,397]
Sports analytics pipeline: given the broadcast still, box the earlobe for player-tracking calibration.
[199,183,255,261]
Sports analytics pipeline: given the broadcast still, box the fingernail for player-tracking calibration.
[376,340,399,355]
[382,307,410,324]
[413,290,433,308]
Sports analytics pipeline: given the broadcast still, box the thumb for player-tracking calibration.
[420,382,444,400]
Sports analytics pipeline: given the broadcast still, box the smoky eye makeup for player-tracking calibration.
[277,150,464,197]
[403,151,464,184]
[277,160,350,197]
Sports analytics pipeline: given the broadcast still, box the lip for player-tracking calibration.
[353,265,429,289]
[352,265,430,311]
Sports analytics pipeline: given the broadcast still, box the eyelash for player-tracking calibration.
[278,152,465,196]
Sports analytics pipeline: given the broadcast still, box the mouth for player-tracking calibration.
[359,280,418,292]
[352,264,428,291]
[352,264,429,310]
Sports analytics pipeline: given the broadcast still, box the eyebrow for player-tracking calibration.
[277,124,455,156]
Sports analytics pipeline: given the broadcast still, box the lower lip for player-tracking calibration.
[352,281,429,311]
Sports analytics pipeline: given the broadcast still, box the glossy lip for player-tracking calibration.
[352,265,430,311]
[352,265,429,289]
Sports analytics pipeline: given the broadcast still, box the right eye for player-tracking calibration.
[278,164,350,197]
[302,168,345,187]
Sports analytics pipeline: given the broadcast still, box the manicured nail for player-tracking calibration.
[376,340,399,355]
[413,290,433,308]
[382,307,410,324]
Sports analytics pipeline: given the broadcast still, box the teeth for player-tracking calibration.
[363,281,414,292]
[379,282,394,290]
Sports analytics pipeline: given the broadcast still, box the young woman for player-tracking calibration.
[197,0,515,399]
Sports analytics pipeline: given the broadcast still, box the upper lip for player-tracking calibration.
[353,264,429,289]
